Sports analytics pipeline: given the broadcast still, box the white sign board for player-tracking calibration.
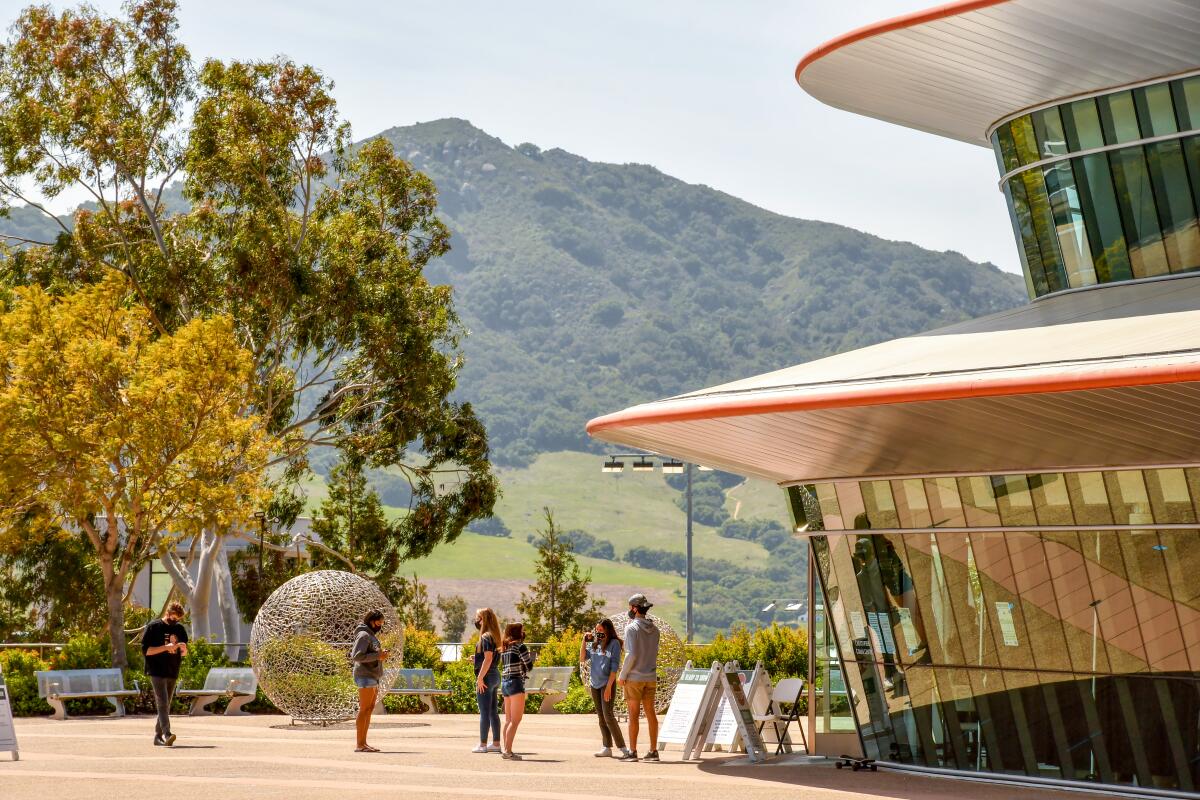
[660,663,713,745]
[0,666,18,760]
[719,665,769,763]
[706,665,764,747]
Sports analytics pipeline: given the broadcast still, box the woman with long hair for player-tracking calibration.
[472,608,503,753]
[499,622,535,760]
[350,609,390,752]
[579,617,630,758]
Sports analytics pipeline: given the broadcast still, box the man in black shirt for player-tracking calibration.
[142,602,189,746]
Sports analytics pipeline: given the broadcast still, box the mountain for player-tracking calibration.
[374,119,1026,464]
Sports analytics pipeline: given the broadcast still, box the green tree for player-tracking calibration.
[0,517,106,640]
[0,0,498,645]
[516,508,604,639]
[0,272,273,669]
[309,459,397,579]
[388,574,434,632]
[436,594,468,641]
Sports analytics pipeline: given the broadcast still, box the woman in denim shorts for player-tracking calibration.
[349,610,390,752]
[499,622,535,760]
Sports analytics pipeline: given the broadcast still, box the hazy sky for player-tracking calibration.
[31,0,1020,274]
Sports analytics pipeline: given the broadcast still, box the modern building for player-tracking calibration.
[588,1,1200,795]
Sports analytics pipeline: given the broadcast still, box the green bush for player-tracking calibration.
[401,625,441,670]
[433,658,486,714]
[688,624,807,680]
[533,627,585,667]
[553,680,595,714]
[0,649,52,716]
[49,633,115,715]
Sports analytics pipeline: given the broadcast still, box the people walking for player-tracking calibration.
[141,601,189,747]
[499,622,535,760]
[580,618,630,758]
[350,609,390,752]
[617,594,661,762]
[472,608,503,754]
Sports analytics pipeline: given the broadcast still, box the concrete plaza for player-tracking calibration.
[0,712,1111,800]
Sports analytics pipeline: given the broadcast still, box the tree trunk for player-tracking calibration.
[214,546,243,661]
[160,529,223,639]
[101,556,129,671]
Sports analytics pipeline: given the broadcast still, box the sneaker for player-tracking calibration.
[487,744,503,753]
[153,736,164,747]
[472,744,489,753]
[618,750,638,762]
[643,750,660,762]
[164,734,176,747]
[594,747,612,757]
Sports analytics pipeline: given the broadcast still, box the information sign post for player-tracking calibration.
[720,665,769,763]
[0,666,19,761]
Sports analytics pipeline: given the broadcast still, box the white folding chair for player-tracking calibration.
[752,677,808,754]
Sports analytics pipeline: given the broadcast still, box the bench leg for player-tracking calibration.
[189,694,219,716]
[47,697,68,721]
[420,694,437,714]
[374,694,387,715]
[224,694,254,717]
[537,692,565,715]
[107,695,126,718]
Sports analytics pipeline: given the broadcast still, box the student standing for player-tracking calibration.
[580,618,630,758]
[617,594,660,762]
[142,602,189,747]
[499,623,535,760]
[472,608,503,753]
[350,610,390,752]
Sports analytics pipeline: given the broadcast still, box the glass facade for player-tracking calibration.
[991,75,1200,299]
[789,469,1200,793]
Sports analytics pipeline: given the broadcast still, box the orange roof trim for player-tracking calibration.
[586,358,1200,437]
[794,0,1012,84]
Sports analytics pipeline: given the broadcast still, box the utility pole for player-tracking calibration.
[685,462,694,643]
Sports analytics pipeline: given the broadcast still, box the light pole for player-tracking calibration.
[601,451,709,642]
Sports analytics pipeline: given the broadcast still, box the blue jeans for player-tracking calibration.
[477,670,500,743]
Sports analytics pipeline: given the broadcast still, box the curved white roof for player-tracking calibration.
[796,0,1200,146]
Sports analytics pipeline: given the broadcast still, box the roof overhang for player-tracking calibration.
[796,0,1200,146]
[587,277,1200,483]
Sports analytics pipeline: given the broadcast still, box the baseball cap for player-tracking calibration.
[628,593,653,609]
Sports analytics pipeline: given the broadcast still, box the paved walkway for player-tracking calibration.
[1,713,1110,800]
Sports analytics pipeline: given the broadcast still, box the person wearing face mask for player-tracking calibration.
[471,607,503,753]
[350,610,390,752]
[617,594,660,762]
[580,617,630,758]
[141,601,189,747]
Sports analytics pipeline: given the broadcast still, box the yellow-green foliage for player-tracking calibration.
[400,625,440,669]
[688,624,808,679]
[533,627,586,667]
[0,649,52,716]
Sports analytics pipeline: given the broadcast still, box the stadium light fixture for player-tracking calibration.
[660,459,685,474]
[601,458,625,473]
[631,457,655,472]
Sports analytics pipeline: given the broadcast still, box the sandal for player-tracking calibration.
[355,745,380,753]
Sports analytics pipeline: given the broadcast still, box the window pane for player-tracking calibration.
[815,482,845,530]
[1003,180,1042,297]
[1099,91,1142,144]
[1063,97,1104,151]
[836,482,868,529]
[925,477,966,528]
[993,124,1021,173]
[1021,169,1069,292]
[862,480,900,528]
[1065,472,1115,526]
[1135,82,1178,137]
[892,478,933,528]
[993,475,1037,527]
[1030,473,1074,525]
[1074,153,1134,283]
[1172,75,1200,131]
[1032,106,1069,158]
[1043,160,1098,286]
[1010,115,1041,166]
[1145,139,1200,273]
[958,476,1000,526]
[1144,468,1197,524]
[1108,146,1171,277]
[1106,470,1154,525]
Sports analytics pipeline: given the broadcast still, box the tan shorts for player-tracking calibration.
[623,680,656,703]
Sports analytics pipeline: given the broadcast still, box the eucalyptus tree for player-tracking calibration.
[0,0,497,653]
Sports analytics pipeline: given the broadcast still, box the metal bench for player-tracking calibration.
[35,668,139,720]
[177,667,257,716]
[377,668,453,714]
[525,666,574,714]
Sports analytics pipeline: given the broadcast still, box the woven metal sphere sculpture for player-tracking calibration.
[579,612,685,713]
[249,570,403,724]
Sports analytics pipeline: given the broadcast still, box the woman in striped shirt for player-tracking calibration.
[499,622,535,760]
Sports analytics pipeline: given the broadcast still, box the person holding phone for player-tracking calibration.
[142,602,189,747]
[580,618,630,758]
[350,610,390,752]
